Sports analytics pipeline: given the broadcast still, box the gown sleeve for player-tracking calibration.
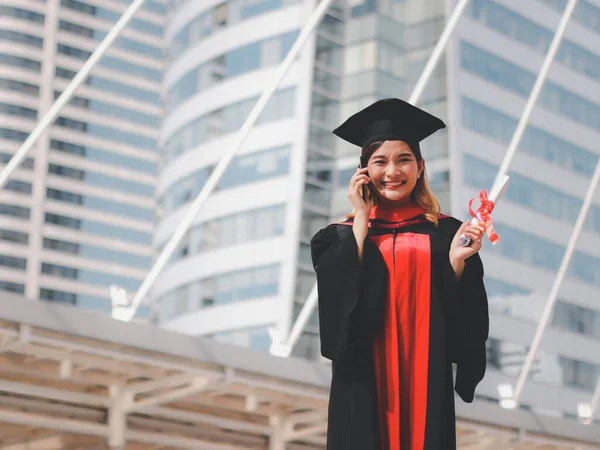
[310,224,388,371]
[451,251,489,403]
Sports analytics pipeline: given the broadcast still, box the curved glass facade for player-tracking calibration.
[168,0,301,60]
[163,88,296,161]
[168,30,298,111]
[157,0,304,336]
[158,264,280,322]
[157,205,285,261]
[158,146,290,215]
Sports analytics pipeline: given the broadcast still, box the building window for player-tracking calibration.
[59,20,162,59]
[158,264,280,322]
[44,213,152,245]
[483,220,600,288]
[0,229,28,245]
[0,152,34,170]
[461,97,598,177]
[344,41,377,75]
[559,356,600,392]
[50,140,157,175]
[540,0,600,35]
[60,0,162,37]
[159,147,290,214]
[0,6,44,24]
[54,117,157,150]
[48,163,154,197]
[47,187,153,221]
[5,180,32,195]
[211,326,273,351]
[56,44,162,84]
[169,0,301,60]
[0,30,43,49]
[463,154,600,235]
[0,78,39,96]
[461,41,600,133]
[40,288,76,305]
[553,301,600,340]
[469,0,600,79]
[0,203,30,219]
[38,288,150,316]
[55,68,161,105]
[0,281,25,294]
[157,205,286,259]
[43,238,151,268]
[0,255,26,270]
[0,103,37,120]
[41,263,78,279]
[0,54,41,72]
[168,31,299,112]
[41,262,141,291]
[165,88,294,160]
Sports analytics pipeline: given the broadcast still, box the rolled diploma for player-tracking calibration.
[460,175,510,247]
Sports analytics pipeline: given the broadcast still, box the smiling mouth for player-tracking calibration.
[382,181,407,187]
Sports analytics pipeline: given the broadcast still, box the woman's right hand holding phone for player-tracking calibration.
[348,167,373,217]
[348,167,373,259]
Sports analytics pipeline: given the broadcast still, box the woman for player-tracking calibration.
[311,98,489,450]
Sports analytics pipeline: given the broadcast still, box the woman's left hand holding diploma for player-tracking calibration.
[449,220,485,280]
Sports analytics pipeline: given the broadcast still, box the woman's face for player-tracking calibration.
[367,140,423,205]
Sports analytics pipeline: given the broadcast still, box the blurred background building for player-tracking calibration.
[449,0,600,419]
[2,0,600,422]
[0,0,164,317]
[155,0,308,349]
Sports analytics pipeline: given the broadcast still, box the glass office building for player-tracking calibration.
[0,0,164,316]
[450,0,600,419]
[156,0,313,347]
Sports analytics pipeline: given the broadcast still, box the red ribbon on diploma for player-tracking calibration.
[468,190,500,244]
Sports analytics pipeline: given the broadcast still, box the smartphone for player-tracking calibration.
[359,159,369,202]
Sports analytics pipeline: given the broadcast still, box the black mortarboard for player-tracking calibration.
[333,98,446,163]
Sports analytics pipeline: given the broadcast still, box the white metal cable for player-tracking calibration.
[270,0,473,358]
[491,0,580,190]
[0,0,151,191]
[512,156,600,407]
[112,0,336,322]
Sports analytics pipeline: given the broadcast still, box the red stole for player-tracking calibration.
[370,203,431,450]
[369,203,427,223]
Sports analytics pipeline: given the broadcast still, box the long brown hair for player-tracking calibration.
[352,140,441,225]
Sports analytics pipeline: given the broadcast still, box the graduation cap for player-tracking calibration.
[333,98,446,163]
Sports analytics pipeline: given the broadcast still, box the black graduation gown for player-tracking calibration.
[310,216,489,450]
